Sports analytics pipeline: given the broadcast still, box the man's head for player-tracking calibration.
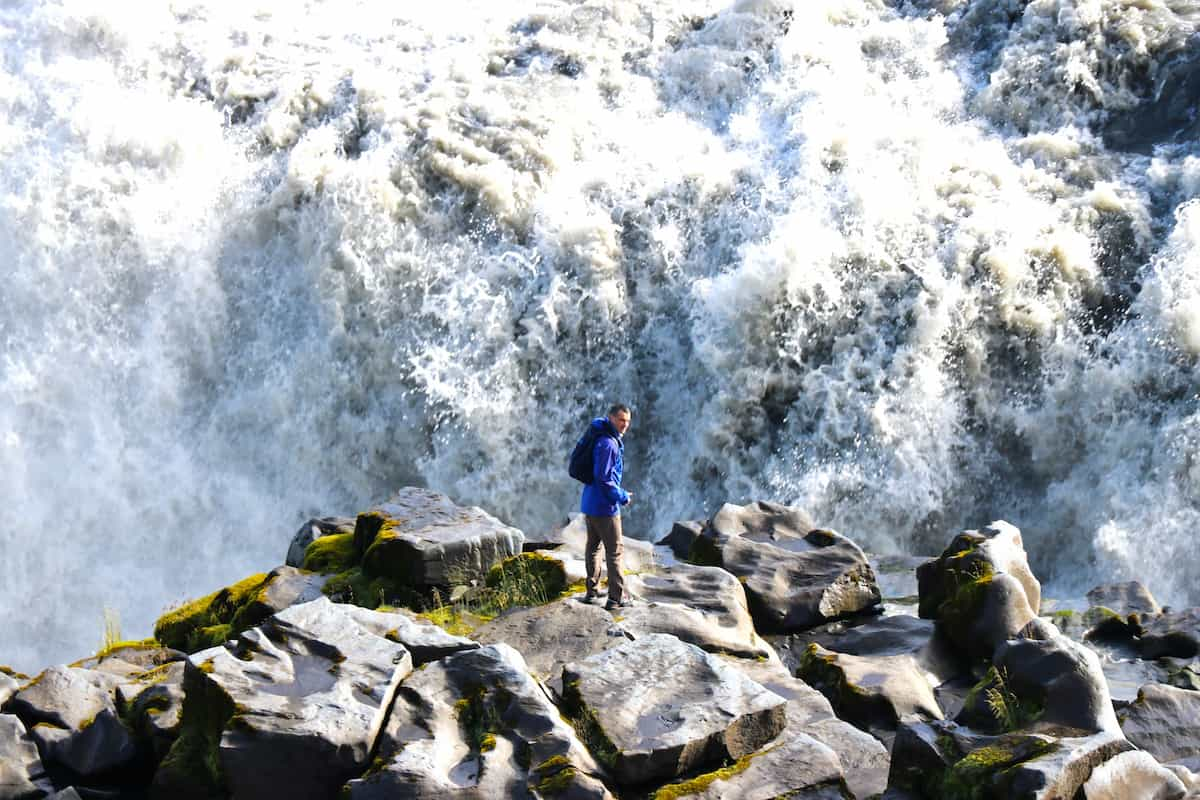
[607,403,632,436]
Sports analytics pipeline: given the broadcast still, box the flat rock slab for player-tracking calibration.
[1120,683,1200,766]
[797,643,943,736]
[333,601,479,665]
[1141,608,1200,660]
[6,665,137,778]
[700,502,880,633]
[167,598,414,800]
[725,657,888,800]
[0,714,48,799]
[355,487,525,587]
[561,633,787,786]
[621,562,773,659]
[346,643,613,799]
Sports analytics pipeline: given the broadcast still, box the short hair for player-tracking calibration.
[608,403,631,417]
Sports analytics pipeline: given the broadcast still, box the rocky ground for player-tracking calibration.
[3,487,1200,799]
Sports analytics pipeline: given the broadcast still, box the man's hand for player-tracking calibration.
[625,492,634,506]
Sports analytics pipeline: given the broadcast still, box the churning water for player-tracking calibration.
[2,0,1198,671]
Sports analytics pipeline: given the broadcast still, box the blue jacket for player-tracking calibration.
[580,417,629,517]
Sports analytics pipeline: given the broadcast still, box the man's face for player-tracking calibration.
[609,410,632,436]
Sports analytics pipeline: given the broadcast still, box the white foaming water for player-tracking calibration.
[1,0,1197,671]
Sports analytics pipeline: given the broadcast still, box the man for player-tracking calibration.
[582,404,633,610]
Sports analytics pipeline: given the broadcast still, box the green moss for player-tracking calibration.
[322,567,422,610]
[532,755,578,796]
[302,533,359,574]
[486,552,567,600]
[941,736,1057,800]
[455,684,504,758]
[0,665,29,681]
[153,573,270,653]
[75,638,161,666]
[132,663,176,685]
[153,663,236,797]
[419,605,487,637]
[652,746,776,799]
[960,667,1042,733]
[558,679,619,770]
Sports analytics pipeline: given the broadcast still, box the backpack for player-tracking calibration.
[568,424,611,484]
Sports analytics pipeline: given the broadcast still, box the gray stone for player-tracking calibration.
[796,642,943,737]
[1002,730,1134,799]
[157,598,413,800]
[657,520,706,561]
[1087,581,1162,618]
[116,661,187,762]
[256,565,328,614]
[346,643,613,799]
[1120,684,1200,766]
[620,562,774,660]
[70,644,185,679]
[699,502,880,633]
[6,666,137,778]
[355,487,525,588]
[1142,609,1200,660]
[561,633,788,786]
[1082,750,1187,800]
[332,600,479,665]
[917,521,1041,661]
[0,672,17,708]
[651,731,849,799]
[286,516,355,567]
[726,657,888,800]
[45,790,82,800]
[0,714,47,800]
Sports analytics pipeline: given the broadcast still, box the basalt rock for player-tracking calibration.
[1082,582,1162,643]
[6,666,137,780]
[355,487,525,588]
[916,521,1040,662]
[116,661,187,762]
[285,516,355,568]
[0,714,49,800]
[1141,609,1200,661]
[657,520,706,561]
[333,601,479,665]
[1119,684,1200,767]
[560,633,788,787]
[151,598,413,800]
[345,643,613,799]
[694,502,880,633]
[1081,750,1188,800]
[0,672,18,708]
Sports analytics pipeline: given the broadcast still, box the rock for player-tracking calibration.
[333,601,479,665]
[1087,581,1162,619]
[472,599,620,691]
[6,666,137,779]
[888,719,1133,799]
[152,598,413,800]
[696,501,880,633]
[649,731,849,799]
[1081,750,1187,800]
[0,714,48,800]
[70,643,186,680]
[774,614,966,688]
[560,633,787,786]
[726,657,889,800]
[987,624,1122,735]
[116,661,187,762]
[345,643,613,799]
[532,513,659,581]
[0,672,18,708]
[796,642,943,738]
[286,515,355,568]
[916,521,1040,662]
[46,790,82,800]
[1119,684,1200,766]
[620,562,774,660]
[657,520,705,560]
[153,566,328,653]
[1141,609,1200,660]
[354,487,525,588]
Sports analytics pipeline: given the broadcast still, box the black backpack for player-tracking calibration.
[568,424,612,484]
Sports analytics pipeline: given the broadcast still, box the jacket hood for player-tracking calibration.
[591,416,621,440]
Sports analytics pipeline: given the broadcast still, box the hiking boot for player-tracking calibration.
[581,592,600,604]
[605,598,634,610]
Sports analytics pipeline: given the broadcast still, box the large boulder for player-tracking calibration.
[152,598,414,800]
[1141,609,1200,660]
[6,666,137,779]
[620,562,774,660]
[694,502,880,633]
[657,520,706,561]
[285,516,355,568]
[796,643,943,738]
[916,521,1040,662]
[1119,684,1200,767]
[0,714,48,800]
[117,662,187,762]
[560,633,787,786]
[355,487,525,588]
[727,657,889,800]
[1081,750,1188,800]
[0,672,19,708]
[345,643,613,799]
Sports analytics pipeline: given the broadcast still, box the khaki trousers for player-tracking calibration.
[584,514,625,602]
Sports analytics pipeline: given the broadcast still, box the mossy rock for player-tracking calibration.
[321,566,423,611]
[485,552,567,600]
[558,679,619,771]
[151,661,237,799]
[940,735,1057,800]
[153,573,270,653]
[651,748,770,799]
[957,666,1043,734]
[1,665,31,681]
[302,533,358,574]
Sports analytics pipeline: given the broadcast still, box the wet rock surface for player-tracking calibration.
[560,633,788,786]
[0,713,49,799]
[346,643,612,799]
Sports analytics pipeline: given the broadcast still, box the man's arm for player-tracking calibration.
[592,438,629,506]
